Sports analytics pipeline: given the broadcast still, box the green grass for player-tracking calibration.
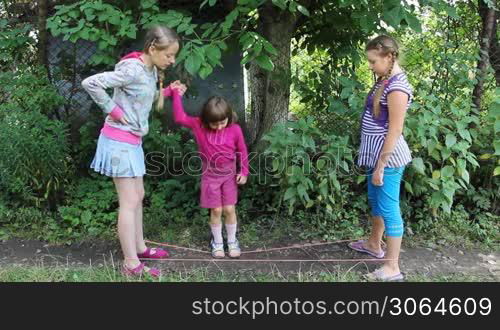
[0,260,363,282]
[404,273,497,282]
[0,263,496,282]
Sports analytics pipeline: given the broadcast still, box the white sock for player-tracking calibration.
[225,223,237,243]
[210,223,223,244]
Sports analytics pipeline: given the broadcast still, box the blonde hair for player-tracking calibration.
[365,35,399,118]
[143,25,180,112]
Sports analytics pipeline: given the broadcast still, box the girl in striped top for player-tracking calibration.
[348,35,413,281]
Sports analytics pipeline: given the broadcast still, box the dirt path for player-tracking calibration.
[0,239,498,280]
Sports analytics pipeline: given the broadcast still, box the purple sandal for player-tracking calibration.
[364,268,404,281]
[122,262,161,278]
[348,240,385,259]
[137,247,169,259]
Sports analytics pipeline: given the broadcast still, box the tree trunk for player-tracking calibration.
[37,0,49,70]
[487,8,499,86]
[248,4,297,150]
[472,0,497,109]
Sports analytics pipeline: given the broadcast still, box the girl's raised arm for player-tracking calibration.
[171,88,199,129]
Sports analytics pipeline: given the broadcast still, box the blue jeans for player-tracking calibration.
[367,166,405,237]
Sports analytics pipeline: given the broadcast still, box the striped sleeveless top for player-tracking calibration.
[357,72,413,168]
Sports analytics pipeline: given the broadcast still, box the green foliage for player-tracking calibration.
[142,117,199,179]
[139,2,229,78]
[0,109,72,209]
[291,45,367,137]
[141,117,206,227]
[484,88,500,177]
[47,0,138,66]
[57,177,118,237]
[404,92,480,214]
[0,66,72,209]
[409,204,500,248]
[145,178,204,223]
[397,3,497,216]
[0,67,65,118]
[73,118,101,173]
[46,0,282,77]
[262,117,355,215]
[0,206,58,238]
[0,18,36,70]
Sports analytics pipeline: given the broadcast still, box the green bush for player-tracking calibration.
[0,67,64,118]
[262,117,355,215]
[0,205,60,242]
[409,204,500,248]
[404,92,480,215]
[145,176,202,220]
[143,116,200,180]
[0,107,73,209]
[73,115,101,173]
[0,19,36,70]
[0,63,72,210]
[57,177,118,237]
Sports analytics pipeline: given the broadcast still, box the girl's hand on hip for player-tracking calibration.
[236,174,247,185]
[372,167,384,186]
[111,115,128,125]
[117,117,129,125]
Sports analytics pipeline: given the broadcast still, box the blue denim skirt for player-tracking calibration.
[90,134,146,178]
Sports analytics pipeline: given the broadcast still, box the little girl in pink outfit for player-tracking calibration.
[170,87,249,258]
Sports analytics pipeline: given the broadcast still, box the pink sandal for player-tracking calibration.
[122,262,161,278]
[137,247,169,259]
